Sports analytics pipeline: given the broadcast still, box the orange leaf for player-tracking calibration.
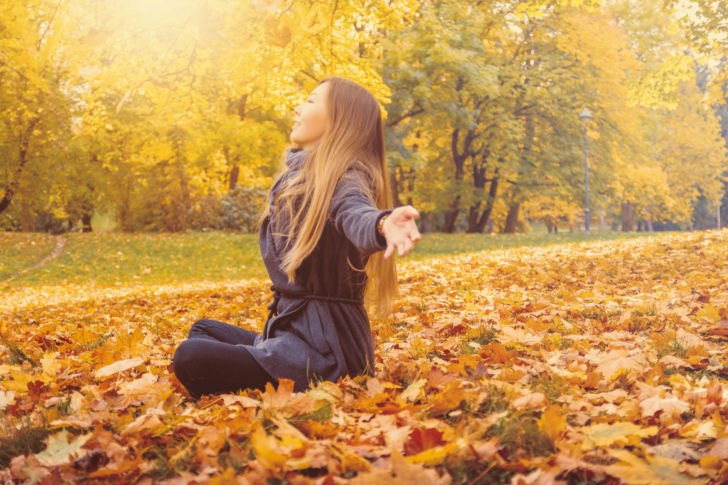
[403,428,446,455]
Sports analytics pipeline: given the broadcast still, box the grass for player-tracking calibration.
[0,232,57,281]
[0,229,678,290]
[1,231,265,288]
[484,411,555,458]
[0,417,50,469]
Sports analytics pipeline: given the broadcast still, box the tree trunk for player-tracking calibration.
[466,201,482,233]
[420,212,430,233]
[81,213,93,232]
[442,193,460,233]
[467,169,499,233]
[170,125,191,232]
[175,157,190,232]
[503,202,520,233]
[0,119,38,214]
[444,126,470,234]
[228,164,239,191]
[223,146,240,192]
[20,198,34,232]
[443,208,459,233]
[390,169,401,207]
[476,173,499,232]
[119,176,132,231]
[621,201,635,231]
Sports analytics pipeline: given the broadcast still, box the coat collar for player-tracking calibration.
[285,147,308,169]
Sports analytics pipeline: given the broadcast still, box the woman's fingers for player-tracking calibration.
[385,236,416,258]
[405,205,420,219]
[384,241,394,259]
[382,205,422,258]
[400,238,414,256]
[394,205,419,222]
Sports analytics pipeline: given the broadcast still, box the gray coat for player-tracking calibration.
[246,147,393,392]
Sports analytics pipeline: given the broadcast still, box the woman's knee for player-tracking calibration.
[172,339,198,380]
[190,318,214,330]
[187,318,216,337]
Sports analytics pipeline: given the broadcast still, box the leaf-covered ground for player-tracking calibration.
[2,229,728,484]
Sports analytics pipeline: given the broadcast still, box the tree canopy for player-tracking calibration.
[1,0,726,233]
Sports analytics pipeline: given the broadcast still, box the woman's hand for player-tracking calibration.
[382,205,422,259]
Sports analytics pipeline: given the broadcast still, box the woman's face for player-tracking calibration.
[290,82,329,150]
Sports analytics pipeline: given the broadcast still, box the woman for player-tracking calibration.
[172,76,421,399]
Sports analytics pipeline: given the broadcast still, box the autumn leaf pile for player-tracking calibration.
[2,230,728,484]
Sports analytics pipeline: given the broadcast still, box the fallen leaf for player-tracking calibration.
[349,449,452,484]
[0,389,16,410]
[34,429,91,467]
[604,448,709,485]
[640,394,690,418]
[581,422,658,450]
[404,428,446,455]
[538,406,566,442]
[94,357,144,379]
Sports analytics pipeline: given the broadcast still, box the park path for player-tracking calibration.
[1,234,66,284]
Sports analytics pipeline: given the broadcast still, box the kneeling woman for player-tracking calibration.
[172,76,422,399]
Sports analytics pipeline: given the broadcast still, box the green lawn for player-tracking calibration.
[0,229,679,289]
[0,232,57,281]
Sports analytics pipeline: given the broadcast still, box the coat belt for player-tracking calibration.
[264,284,364,339]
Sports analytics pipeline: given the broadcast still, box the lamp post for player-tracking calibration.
[579,108,592,233]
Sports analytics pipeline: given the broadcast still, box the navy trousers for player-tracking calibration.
[172,319,277,400]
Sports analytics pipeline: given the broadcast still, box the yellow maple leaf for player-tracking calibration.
[605,448,709,485]
[34,429,92,467]
[3,367,35,393]
[40,351,61,376]
[399,378,427,403]
[405,442,460,466]
[639,394,690,418]
[580,422,658,450]
[538,406,566,442]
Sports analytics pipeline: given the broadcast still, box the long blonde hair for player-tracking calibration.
[256,76,398,321]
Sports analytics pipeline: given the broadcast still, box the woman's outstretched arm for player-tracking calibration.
[328,171,421,258]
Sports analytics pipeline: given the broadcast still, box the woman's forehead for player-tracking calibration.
[311,82,328,96]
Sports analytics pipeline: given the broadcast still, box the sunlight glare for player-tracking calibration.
[118,0,196,30]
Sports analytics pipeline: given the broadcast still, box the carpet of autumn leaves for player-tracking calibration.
[2,230,728,484]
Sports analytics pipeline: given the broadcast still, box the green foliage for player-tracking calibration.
[219,186,268,232]
[0,0,725,235]
[186,185,267,232]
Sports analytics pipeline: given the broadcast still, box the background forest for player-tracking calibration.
[2,0,727,235]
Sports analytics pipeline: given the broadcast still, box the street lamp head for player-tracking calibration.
[579,108,592,121]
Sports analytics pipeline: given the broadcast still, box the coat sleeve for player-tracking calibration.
[328,172,393,256]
